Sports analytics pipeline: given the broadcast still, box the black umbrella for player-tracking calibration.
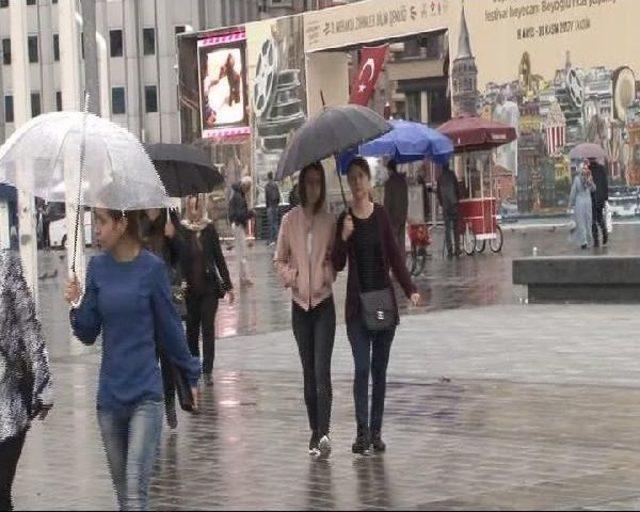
[145,143,224,197]
[276,104,391,206]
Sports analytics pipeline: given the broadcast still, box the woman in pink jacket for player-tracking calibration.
[275,162,337,457]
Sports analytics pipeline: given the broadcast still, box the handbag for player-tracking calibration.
[359,287,396,331]
[604,201,613,234]
[169,361,196,412]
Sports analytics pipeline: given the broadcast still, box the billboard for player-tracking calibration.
[449,0,640,213]
[197,28,250,140]
[246,15,307,204]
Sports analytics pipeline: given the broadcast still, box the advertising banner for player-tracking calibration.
[198,28,250,140]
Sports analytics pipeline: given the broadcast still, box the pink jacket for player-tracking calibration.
[274,206,337,311]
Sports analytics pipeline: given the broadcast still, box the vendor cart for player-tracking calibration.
[438,116,517,256]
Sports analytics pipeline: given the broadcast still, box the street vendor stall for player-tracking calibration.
[438,116,517,255]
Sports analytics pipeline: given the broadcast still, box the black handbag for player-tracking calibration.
[359,287,396,331]
[169,362,196,412]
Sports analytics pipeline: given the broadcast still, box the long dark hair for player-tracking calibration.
[142,209,167,255]
[299,162,327,214]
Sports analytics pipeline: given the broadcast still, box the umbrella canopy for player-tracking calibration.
[339,119,453,171]
[569,142,607,162]
[0,111,171,210]
[438,116,517,153]
[276,104,391,180]
[145,143,223,197]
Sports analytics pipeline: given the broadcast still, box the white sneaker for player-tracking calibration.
[318,435,331,456]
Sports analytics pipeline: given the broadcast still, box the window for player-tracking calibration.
[28,35,38,63]
[110,29,123,57]
[53,34,59,61]
[80,32,84,59]
[2,39,11,65]
[111,87,125,115]
[143,28,155,56]
[144,85,157,113]
[0,0,8,7]
[31,92,41,118]
[27,0,35,5]
[52,0,57,3]
[5,95,13,123]
[56,91,62,112]
[174,25,186,36]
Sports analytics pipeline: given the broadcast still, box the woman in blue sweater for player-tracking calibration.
[64,207,200,511]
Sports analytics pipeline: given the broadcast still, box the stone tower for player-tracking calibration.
[451,1,478,117]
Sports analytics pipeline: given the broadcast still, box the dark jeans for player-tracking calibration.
[0,431,26,511]
[267,206,279,243]
[592,201,606,243]
[292,297,336,437]
[186,291,218,375]
[444,209,460,255]
[347,318,396,433]
[97,400,164,511]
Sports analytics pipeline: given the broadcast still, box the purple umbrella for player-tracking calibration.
[569,143,607,162]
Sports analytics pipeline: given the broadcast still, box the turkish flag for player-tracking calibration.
[349,44,388,106]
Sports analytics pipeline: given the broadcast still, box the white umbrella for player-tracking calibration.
[0,111,171,210]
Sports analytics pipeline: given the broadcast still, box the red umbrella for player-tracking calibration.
[438,116,517,153]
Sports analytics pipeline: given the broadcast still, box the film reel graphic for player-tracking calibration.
[253,38,278,118]
[566,68,584,109]
[613,66,637,122]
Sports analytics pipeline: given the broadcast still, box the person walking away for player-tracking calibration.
[180,196,234,388]
[569,161,596,250]
[141,208,182,429]
[383,160,408,254]
[437,163,461,257]
[228,176,254,287]
[0,251,53,511]
[65,200,200,511]
[288,182,300,212]
[332,157,421,455]
[589,159,609,247]
[265,172,281,246]
[274,163,337,457]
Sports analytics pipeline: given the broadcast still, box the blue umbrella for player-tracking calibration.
[338,119,454,173]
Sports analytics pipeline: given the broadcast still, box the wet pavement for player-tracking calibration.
[10,223,640,510]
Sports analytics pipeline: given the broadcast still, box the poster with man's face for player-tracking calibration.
[198,29,249,140]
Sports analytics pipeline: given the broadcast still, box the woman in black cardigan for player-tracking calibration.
[179,196,235,387]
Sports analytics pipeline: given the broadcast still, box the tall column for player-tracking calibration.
[59,0,85,287]
[82,0,100,115]
[10,0,37,299]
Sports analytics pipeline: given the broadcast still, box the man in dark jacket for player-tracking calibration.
[437,163,461,257]
[589,159,609,247]
[264,172,281,246]
[383,160,408,252]
[228,176,254,286]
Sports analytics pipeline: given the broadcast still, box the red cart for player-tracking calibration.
[438,116,517,255]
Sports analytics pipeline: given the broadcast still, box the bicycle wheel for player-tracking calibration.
[490,225,504,253]
[406,247,417,275]
[463,224,476,255]
[414,247,427,275]
[475,239,486,253]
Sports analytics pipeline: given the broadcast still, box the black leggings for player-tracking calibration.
[592,201,606,242]
[0,431,26,511]
[292,297,336,437]
[186,291,219,375]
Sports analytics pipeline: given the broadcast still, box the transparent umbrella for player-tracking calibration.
[0,111,171,210]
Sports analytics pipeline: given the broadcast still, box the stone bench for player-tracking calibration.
[513,256,640,303]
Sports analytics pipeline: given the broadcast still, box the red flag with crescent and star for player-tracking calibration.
[349,44,388,106]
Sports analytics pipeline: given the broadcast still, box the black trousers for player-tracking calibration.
[292,297,336,437]
[158,348,177,407]
[592,201,606,243]
[186,291,219,375]
[0,431,26,511]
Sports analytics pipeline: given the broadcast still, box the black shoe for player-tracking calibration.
[352,427,370,454]
[371,431,386,452]
[309,431,320,454]
[165,401,178,430]
[581,244,588,250]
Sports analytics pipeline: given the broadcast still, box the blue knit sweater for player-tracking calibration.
[71,250,200,410]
